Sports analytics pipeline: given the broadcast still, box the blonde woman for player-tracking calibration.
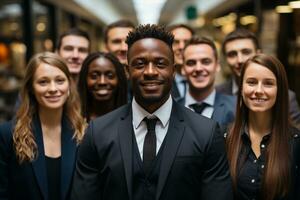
[0,52,86,200]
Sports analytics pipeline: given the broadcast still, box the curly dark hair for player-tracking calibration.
[125,24,174,51]
[78,51,128,121]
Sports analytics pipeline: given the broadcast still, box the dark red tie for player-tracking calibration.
[143,117,158,174]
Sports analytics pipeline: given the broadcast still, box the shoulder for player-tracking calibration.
[92,104,129,125]
[0,120,15,150]
[86,104,130,138]
[174,102,218,134]
[216,93,237,104]
[216,80,232,95]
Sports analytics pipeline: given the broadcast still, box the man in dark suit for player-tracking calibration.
[167,24,194,100]
[71,24,232,200]
[217,28,300,127]
[178,36,236,128]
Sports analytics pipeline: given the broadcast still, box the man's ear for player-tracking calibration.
[256,49,262,54]
[181,65,186,76]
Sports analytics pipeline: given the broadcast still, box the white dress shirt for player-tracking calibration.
[184,89,216,118]
[132,95,172,160]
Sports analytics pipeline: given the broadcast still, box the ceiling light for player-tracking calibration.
[275,5,293,13]
[289,1,300,9]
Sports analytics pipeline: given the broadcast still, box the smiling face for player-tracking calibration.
[33,62,69,112]
[242,62,277,115]
[57,35,89,75]
[106,27,133,65]
[171,27,193,65]
[128,38,175,113]
[87,57,118,102]
[225,38,257,78]
[183,44,219,96]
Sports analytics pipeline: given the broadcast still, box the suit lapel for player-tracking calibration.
[156,103,185,200]
[60,117,77,200]
[212,93,225,124]
[118,106,133,200]
[31,115,48,200]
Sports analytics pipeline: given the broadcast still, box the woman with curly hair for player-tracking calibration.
[78,51,127,122]
[0,52,86,200]
[226,54,300,200]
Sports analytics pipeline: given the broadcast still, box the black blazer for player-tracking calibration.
[71,102,233,200]
[0,116,77,200]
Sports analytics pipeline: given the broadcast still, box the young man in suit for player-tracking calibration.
[104,19,135,66]
[217,28,300,127]
[179,36,236,128]
[71,24,232,200]
[167,24,194,100]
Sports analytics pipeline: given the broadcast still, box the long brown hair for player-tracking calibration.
[226,54,291,200]
[13,52,86,163]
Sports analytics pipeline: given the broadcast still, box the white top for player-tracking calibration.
[131,95,172,160]
[184,89,216,118]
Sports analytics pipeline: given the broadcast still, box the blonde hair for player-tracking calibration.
[13,52,86,163]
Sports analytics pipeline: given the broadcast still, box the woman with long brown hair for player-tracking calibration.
[0,52,86,200]
[226,53,300,200]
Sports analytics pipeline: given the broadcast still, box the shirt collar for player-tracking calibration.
[185,89,216,107]
[175,73,186,83]
[132,95,173,129]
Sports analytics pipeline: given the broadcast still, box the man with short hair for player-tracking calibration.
[71,24,232,200]
[179,36,236,128]
[167,24,194,100]
[104,19,135,66]
[56,28,90,82]
[217,28,300,126]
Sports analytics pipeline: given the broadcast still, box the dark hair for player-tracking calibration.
[222,28,259,55]
[226,54,291,200]
[56,28,91,51]
[104,19,135,43]
[78,51,127,121]
[184,36,218,60]
[126,24,174,53]
[167,23,195,36]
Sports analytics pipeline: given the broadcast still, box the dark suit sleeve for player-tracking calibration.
[289,90,300,128]
[0,123,11,200]
[71,122,102,200]
[200,124,233,200]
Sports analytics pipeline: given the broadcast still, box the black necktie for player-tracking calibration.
[143,117,158,174]
[189,103,208,114]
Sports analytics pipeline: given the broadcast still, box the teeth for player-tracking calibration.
[252,98,266,102]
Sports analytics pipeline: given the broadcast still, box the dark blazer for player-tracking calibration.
[177,92,236,128]
[216,79,300,127]
[0,116,77,200]
[71,102,233,200]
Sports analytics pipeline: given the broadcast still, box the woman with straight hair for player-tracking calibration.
[0,52,86,200]
[78,51,127,122]
[226,53,300,200]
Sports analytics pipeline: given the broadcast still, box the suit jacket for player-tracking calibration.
[0,115,77,200]
[71,102,233,200]
[216,79,300,127]
[177,92,236,128]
